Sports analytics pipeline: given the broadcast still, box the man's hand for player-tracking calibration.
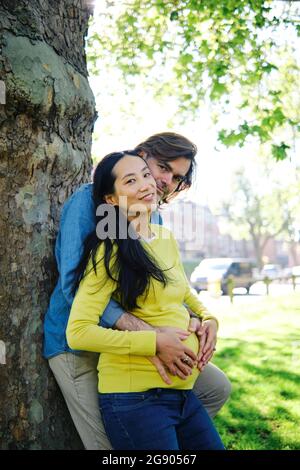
[188,317,202,334]
[196,319,218,371]
[156,331,197,379]
[187,317,208,372]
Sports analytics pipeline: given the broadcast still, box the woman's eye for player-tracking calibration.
[144,172,151,177]
[126,179,135,184]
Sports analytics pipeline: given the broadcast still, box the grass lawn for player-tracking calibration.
[210,292,300,450]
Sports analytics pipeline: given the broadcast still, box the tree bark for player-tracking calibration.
[0,0,96,449]
[288,240,299,266]
[251,233,263,270]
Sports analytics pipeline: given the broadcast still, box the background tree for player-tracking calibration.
[88,0,300,161]
[0,0,95,449]
[221,168,299,268]
[279,180,300,266]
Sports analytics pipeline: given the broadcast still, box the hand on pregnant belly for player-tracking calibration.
[156,329,197,379]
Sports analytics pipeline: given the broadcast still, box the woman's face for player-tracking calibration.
[106,155,157,216]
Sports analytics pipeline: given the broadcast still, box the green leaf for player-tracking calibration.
[179,53,194,66]
[255,14,265,28]
[210,81,228,99]
[218,130,244,146]
[271,143,290,161]
[261,63,278,73]
[170,11,179,21]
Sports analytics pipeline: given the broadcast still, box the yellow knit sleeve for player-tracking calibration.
[66,243,156,356]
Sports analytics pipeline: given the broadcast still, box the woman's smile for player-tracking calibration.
[139,192,156,202]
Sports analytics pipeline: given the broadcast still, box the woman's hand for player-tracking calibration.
[156,331,197,379]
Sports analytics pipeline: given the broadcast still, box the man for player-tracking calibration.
[43,132,231,450]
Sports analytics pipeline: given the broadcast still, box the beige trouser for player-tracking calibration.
[49,352,231,450]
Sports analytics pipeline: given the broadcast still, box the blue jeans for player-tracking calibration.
[99,388,225,450]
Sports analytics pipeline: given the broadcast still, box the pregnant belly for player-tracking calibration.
[183,332,200,357]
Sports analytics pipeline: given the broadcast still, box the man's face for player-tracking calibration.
[145,156,191,199]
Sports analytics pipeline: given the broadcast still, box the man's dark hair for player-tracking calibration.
[134,132,197,191]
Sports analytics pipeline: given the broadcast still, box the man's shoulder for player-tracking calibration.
[62,183,93,213]
[150,210,163,225]
[69,183,93,201]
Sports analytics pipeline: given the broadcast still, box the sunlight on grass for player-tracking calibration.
[212,293,300,450]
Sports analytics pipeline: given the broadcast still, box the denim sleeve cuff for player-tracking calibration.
[101,299,125,328]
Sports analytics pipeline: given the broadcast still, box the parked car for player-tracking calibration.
[190,258,256,295]
[291,266,300,283]
[282,267,293,279]
[260,264,282,280]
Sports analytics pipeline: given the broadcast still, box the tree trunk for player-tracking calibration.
[288,240,299,266]
[0,0,96,449]
[251,234,263,270]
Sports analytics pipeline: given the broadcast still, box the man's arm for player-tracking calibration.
[59,186,95,306]
[115,312,155,332]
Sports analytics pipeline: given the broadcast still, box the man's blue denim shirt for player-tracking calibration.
[43,183,162,359]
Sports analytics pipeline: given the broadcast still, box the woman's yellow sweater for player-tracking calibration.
[67,225,216,393]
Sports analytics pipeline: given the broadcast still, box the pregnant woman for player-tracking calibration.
[66,150,225,450]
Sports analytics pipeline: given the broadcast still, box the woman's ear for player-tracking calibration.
[104,194,117,206]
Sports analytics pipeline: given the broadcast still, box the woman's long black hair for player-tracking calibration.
[73,151,168,311]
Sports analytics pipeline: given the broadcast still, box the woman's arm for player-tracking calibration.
[66,245,156,356]
[182,267,219,327]
[170,233,219,326]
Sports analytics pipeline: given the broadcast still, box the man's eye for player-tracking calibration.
[158,164,167,171]
[126,179,135,184]
[174,176,183,183]
[144,172,151,177]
